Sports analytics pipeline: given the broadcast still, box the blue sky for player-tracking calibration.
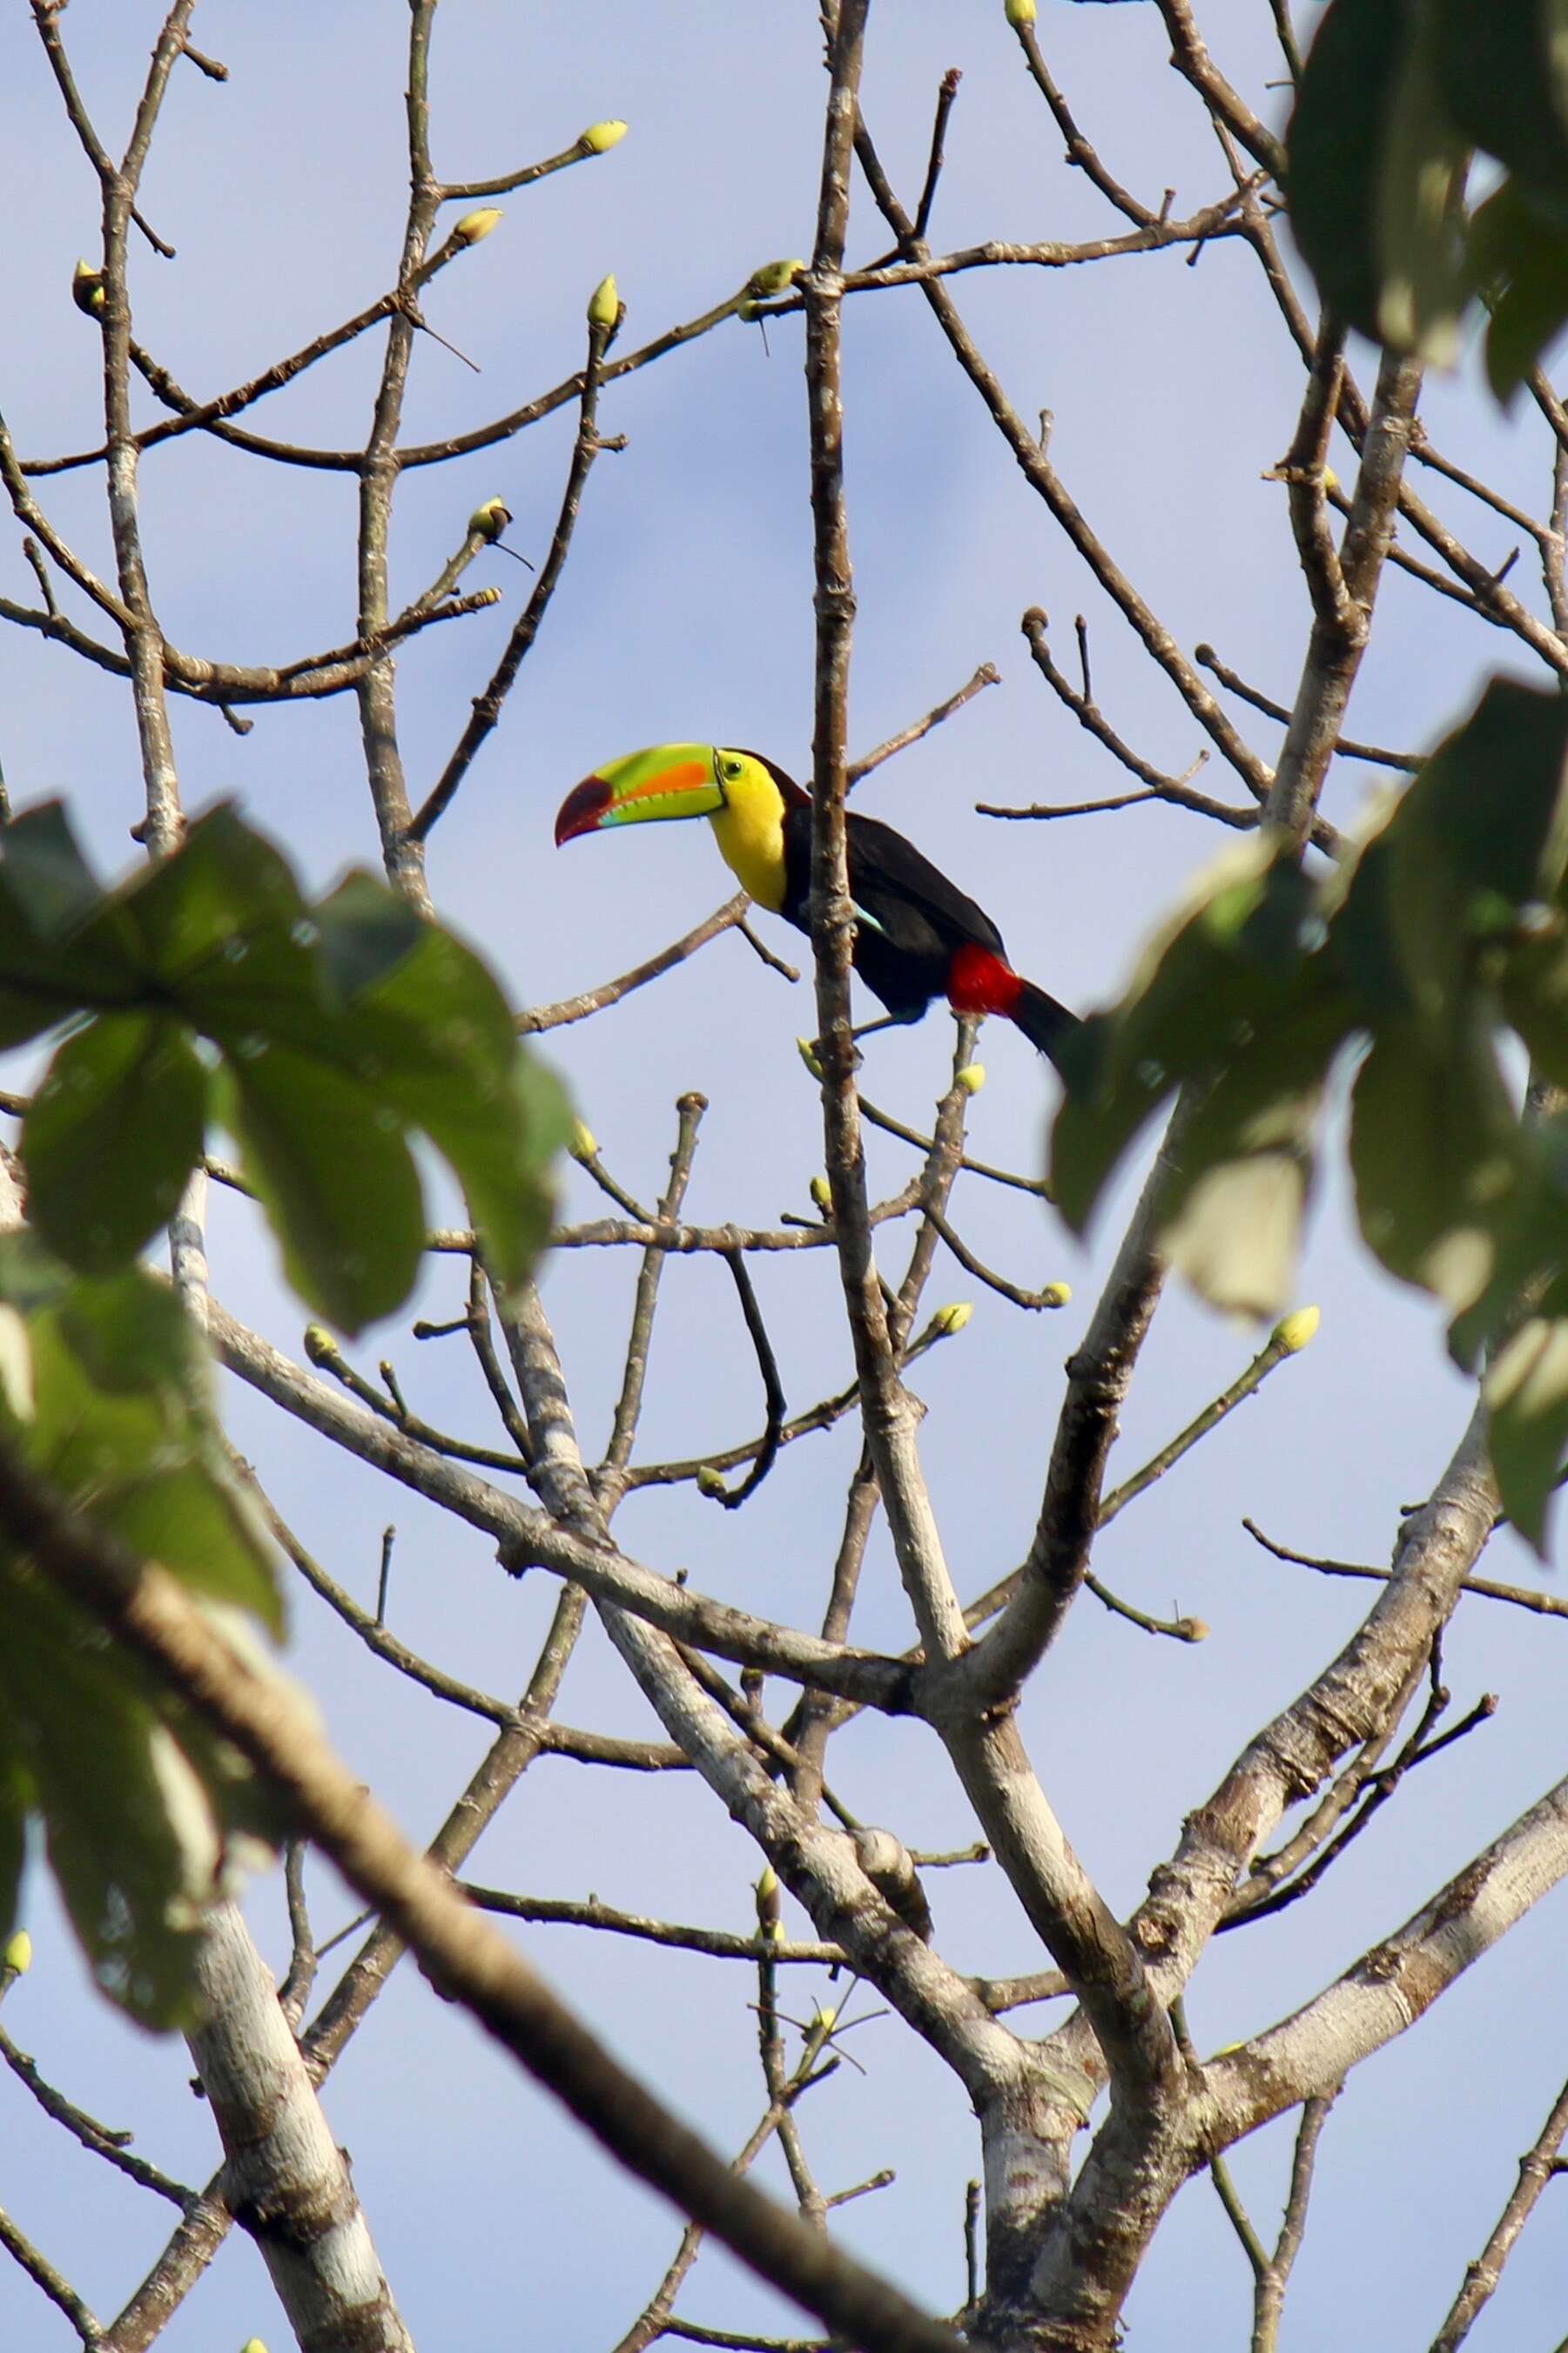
[2,4,1566,2348]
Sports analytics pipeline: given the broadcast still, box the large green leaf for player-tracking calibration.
[1156,982,1354,1318]
[1349,1017,1524,1312]
[1051,834,1316,1232]
[1470,177,1568,401]
[219,1051,427,1332]
[1431,0,1568,201]
[24,1273,282,1632]
[1289,0,1470,360]
[23,1015,207,1277]
[0,1738,28,1944]
[315,888,571,1285]
[1484,1275,1568,1552]
[0,1555,222,2026]
[1382,678,1568,1027]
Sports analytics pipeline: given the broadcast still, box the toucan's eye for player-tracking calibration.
[720,756,743,781]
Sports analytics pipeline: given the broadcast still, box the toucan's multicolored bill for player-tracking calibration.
[555,745,724,845]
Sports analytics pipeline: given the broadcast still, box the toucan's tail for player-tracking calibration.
[1010,978,1079,1071]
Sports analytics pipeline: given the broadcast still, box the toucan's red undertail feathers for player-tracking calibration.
[946,941,1025,1018]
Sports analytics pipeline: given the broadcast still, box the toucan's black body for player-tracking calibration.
[761,758,1077,1060]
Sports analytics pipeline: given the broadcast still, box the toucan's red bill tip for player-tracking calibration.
[555,775,613,846]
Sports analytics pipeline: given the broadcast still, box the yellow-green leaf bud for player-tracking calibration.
[955,1062,986,1095]
[766,1914,785,1940]
[303,1324,337,1367]
[240,2340,269,2353]
[809,1175,832,1213]
[452,206,504,247]
[3,1929,31,1975]
[1322,466,1340,494]
[933,1301,973,1335]
[756,1864,778,1901]
[569,1118,597,1163]
[746,258,806,300]
[1179,1617,1210,1642]
[468,497,512,543]
[579,118,628,154]
[1272,1304,1320,1354]
[1041,1282,1073,1309]
[696,1465,727,1500]
[1006,0,1038,23]
[588,273,620,330]
[72,259,105,315]
[811,2003,838,2034]
[796,1035,824,1080]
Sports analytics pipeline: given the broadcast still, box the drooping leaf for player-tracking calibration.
[1484,1268,1568,1550]
[1373,10,1472,361]
[0,1739,28,1943]
[24,1272,283,1632]
[219,1051,427,1333]
[23,1015,207,1277]
[316,890,570,1285]
[1050,833,1316,1231]
[0,1555,221,2026]
[1289,0,1470,360]
[1349,1017,1524,1313]
[1381,677,1568,1025]
[1155,981,1354,1318]
[1431,0,1568,202]
[1470,176,1568,401]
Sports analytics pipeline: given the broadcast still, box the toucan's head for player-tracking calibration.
[555,744,804,846]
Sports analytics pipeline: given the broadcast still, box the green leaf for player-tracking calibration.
[1484,1278,1568,1550]
[1470,177,1568,400]
[321,900,570,1285]
[1373,10,1472,361]
[0,1555,220,2026]
[1289,0,1470,360]
[23,1014,207,1278]
[1349,1017,1524,1312]
[123,802,311,988]
[1050,833,1316,1231]
[219,1051,427,1333]
[1,803,104,937]
[1155,982,1354,1318]
[1339,678,1568,1035]
[1431,0,1568,201]
[24,1269,282,1633]
[0,1738,28,1944]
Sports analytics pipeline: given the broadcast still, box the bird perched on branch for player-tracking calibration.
[555,743,1078,1069]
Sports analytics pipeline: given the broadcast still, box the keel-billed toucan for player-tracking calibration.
[555,744,1078,1067]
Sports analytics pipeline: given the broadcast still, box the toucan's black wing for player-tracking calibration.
[843,812,1008,961]
[777,801,1012,1023]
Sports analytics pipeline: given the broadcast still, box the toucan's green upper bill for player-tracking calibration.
[555,743,1078,1068]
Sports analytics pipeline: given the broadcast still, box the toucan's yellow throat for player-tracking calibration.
[555,743,791,913]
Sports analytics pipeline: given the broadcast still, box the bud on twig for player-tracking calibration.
[932,1302,973,1335]
[809,1175,832,1212]
[568,1118,597,1163]
[955,1062,986,1094]
[578,118,628,154]
[2,1929,31,1978]
[1005,0,1038,23]
[588,273,621,330]
[796,1035,824,1080]
[468,497,512,543]
[452,207,504,247]
[1272,1305,1321,1354]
